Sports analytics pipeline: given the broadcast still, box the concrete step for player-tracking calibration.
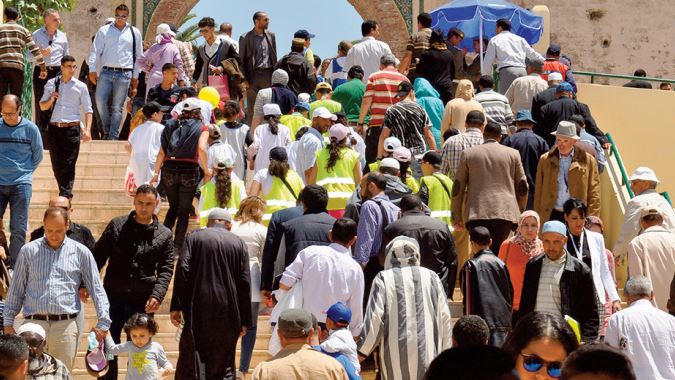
[32,188,134,204]
[35,163,129,178]
[43,150,131,165]
[81,315,274,336]
[33,176,125,191]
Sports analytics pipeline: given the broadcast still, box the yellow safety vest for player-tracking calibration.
[406,176,420,193]
[420,173,453,225]
[368,160,381,173]
[279,114,311,141]
[315,147,359,212]
[262,169,304,225]
[198,179,244,228]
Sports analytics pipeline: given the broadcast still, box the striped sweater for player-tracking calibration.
[0,21,44,71]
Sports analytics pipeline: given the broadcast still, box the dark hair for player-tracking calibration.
[301,185,329,212]
[503,312,579,363]
[291,43,304,53]
[398,160,411,183]
[332,218,357,243]
[483,121,502,140]
[124,313,159,336]
[0,334,29,374]
[253,11,267,22]
[417,13,432,28]
[469,226,491,245]
[269,158,289,179]
[4,7,19,20]
[198,17,215,28]
[326,137,348,171]
[313,55,322,70]
[447,27,464,39]
[43,206,70,224]
[568,114,585,128]
[633,69,647,77]
[219,22,232,34]
[366,172,387,191]
[660,82,672,90]
[563,198,587,218]
[115,4,129,12]
[136,184,159,199]
[223,100,240,119]
[642,212,664,225]
[496,18,511,31]
[295,126,309,140]
[162,63,178,72]
[453,315,490,347]
[400,194,424,212]
[347,65,364,81]
[361,20,378,36]
[61,55,76,65]
[178,87,197,98]
[443,128,460,141]
[478,75,494,89]
[424,346,515,380]
[215,168,232,208]
[561,344,636,380]
[265,115,280,135]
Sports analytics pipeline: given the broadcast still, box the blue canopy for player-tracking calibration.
[430,0,543,51]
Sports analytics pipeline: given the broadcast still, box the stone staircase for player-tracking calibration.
[29,141,464,379]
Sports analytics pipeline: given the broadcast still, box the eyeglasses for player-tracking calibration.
[62,64,78,69]
[521,354,562,378]
[198,28,211,34]
[1,112,19,117]
[114,14,128,19]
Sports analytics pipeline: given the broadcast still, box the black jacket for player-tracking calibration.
[260,206,303,291]
[239,29,278,81]
[383,209,457,296]
[516,252,599,343]
[502,129,550,210]
[31,222,96,252]
[460,249,513,347]
[531,86,557,124]
[275,52,316,95]
[535,97,582,146]
[416,48,456,104]
[94,212,175,303]
[193,39,241,86]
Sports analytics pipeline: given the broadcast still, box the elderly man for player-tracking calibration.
[252,309,348,380]
[4,207,110,370]
[504,59,548,112]
[359,236,452,379]
[605,276,675,380]
[626,207,675,312]
[614,167,675,259]
[171,208,251,379]
[516,220,599,343]
[17,323,71,379]
[531,72,563,122]
[535,82,582,147]
[534,121,600,223]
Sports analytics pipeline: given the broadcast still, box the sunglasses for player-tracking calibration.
[114,14,128,19]
[521,354,562,378]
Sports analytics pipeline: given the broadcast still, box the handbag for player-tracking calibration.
[207,42,231,100]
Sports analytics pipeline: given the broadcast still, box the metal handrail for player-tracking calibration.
[606,133,634,198]
[573,70,675,85]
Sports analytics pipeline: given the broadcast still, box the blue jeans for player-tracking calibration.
[239,302,260,372]
[0,183,31,265]
[95,68,131,140]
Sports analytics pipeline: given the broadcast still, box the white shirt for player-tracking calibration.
[344,36,395,83]
[203,40,220,59]
[128,121,165,185]
[605,299,675,380]
[294,128,324,183]
[250,123,291,172]
[218,34,239,53]
[280,243,365,335]
[232,220,267,302]
[171,98,213,125]
[481,31,544,75]
[504,73,549,112]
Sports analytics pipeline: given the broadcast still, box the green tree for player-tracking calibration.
[175,13,200,52]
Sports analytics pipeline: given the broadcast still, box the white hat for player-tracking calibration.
[380,157,400,171]
[263,103,282,116]
[384,136,402,152]
[629,167,660,184]
[551,121,580,140]
[17,323,46,339]
[298,93,311,103]
[548,72,563,81]
[156,23,176,37]
[181,98,203,112]
[312,107,337,120]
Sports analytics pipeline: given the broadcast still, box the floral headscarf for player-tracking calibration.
[513,210,543,258]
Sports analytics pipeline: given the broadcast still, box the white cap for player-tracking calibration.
[263,103,282,116]
[384,136,402,152]
[629,167,660,184]
[312,106,337,120]
[17,323,46,339]
[380,157,400,170]
[156,23,176,37]
[548,72,563,82]
[181,98,202,112]
[298,93,311,103]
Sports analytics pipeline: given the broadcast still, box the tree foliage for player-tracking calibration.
[6,0,77,31]
[175,12,200,48]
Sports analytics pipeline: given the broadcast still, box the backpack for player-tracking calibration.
[164,118,202,159]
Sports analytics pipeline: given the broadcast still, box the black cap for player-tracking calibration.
[547,44,561,55]
[142,101,167,118]
[422,151,442,168]
[293,29,315,39]
[469,226,491,245]
[395,81,414,98]
[465,110,485,125]
[269,146,288,162]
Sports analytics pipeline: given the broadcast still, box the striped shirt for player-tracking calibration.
[440,128,483,179]
[474,89,514,133]
[382,100,432,155]
[406,28,432,74]
[4,237,111,330]
[534,252,566,316]
[0,21,45,71]
[363,68,409,128]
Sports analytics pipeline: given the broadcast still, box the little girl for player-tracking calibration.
[105,313,173,379]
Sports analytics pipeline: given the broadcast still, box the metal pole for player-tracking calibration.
[479,13,484,74]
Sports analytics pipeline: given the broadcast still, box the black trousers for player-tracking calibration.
[466,219,516,253]
[161,162,201,249]
[245,68,272,125]
[365,126,382,165]
[549,209,565,223]
[100,297,150,380]
[48,125,80,198]
[33,66,60,146]
[0,67,24,97]
[363,256,384,309]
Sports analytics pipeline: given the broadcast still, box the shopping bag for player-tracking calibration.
[208,74,230,101]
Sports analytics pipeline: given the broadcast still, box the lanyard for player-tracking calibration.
[568,230,585,260]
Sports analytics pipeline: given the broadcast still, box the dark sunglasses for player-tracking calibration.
[521,354,562,378]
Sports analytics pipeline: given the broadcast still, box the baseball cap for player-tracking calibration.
[383,136,402,152]
[551,121,580,140]
[639,207,662,219]
[422,151,442,168]
[541,220,567,236]
[315,82,333,92]
[547,44,562,55]
[395,81,414,98]
[17,323,46,339]
[312,107,337,121]
[207,208,233,222]
[298,93,311,103]
[263,103,282,116]
[278,308,313,338]
[291,38,306,48]
[556,82,574,93]
[629,167,660,184]
[326,302,352,326]
[548,72,564,82]
[392,146,412,162]
[181,97,202,112]
[294,29,315,39]
[295,102,310,112]
[329,124,350,141]
[514,110,535,123]
[380,157,400,171]
[213,152,234,170]
[269,146,288,161]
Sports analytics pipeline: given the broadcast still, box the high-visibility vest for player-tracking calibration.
[279,114,311,141]
[420,173,453,225]
[368,160,381,173]
[406,176,420,193]
[199,179,244,228]
[262,169,304,225]
[315,147,359,211]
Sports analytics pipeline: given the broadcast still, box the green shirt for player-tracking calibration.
[331,79,369,123]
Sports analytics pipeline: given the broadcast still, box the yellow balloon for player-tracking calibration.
[198,87,221,108]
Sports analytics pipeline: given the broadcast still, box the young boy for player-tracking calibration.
[320,302,360,374]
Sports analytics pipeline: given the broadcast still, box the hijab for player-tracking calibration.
[513,210,543,258]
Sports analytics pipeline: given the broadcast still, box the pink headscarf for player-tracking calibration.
[513,210,543,258]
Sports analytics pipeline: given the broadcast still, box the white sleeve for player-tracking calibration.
[596,235,620,302]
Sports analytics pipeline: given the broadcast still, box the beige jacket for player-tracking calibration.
[534,147,600,223]
[252,343,348,380]
[627,225,675,312]
[440,79,483,134]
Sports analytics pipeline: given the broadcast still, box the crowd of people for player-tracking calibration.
[0,4,673,380]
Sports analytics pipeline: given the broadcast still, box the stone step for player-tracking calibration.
[81,315,274,336]
[76,141,131,153]
[43,150,131,165]
[29,204,135,221]
[32,188,134,204]
[35,163,129,178]
[33,176,125,191]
